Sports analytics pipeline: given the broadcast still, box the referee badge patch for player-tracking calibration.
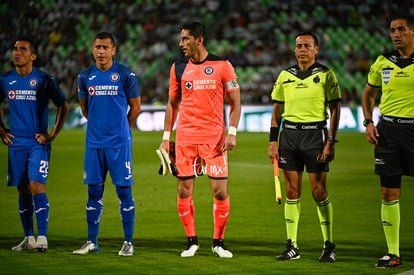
[382,69,392,84]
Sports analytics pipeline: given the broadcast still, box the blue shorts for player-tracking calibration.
[8,145,51,187]
[84,147,134,186]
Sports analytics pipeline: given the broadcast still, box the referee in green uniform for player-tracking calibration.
[268,31,341,263]
[362,13,414,269]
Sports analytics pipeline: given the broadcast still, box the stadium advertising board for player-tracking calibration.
[1,105,379,133]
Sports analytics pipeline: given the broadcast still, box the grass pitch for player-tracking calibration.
[0,130,413,274]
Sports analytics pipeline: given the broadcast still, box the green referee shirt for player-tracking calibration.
[271,62,341,123]
[368,50,414,118]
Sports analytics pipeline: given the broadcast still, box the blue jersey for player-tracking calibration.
[78,62,140,148]
[0,68,66,148]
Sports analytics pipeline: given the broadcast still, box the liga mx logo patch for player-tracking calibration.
[382,69,391,84]
[110,73,120,82]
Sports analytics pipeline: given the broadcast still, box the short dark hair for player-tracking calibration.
[13,37,38,54]
[94,32,116,46]
[295,31,319,46]
[182,22,208,46]
[389,12,414,28]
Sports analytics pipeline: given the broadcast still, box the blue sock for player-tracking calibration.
[33,193,49,236]
[116,186,135,243]
[87,184,104,245]
[18,194,34,236]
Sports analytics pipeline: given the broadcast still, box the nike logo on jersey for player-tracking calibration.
[86,206,97,211]
[185,70,194,75]
[88,75,97,80]
[8,80,17,85]
[124,175,132,180]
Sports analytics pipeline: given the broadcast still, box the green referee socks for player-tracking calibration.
[316,197,333,244]
[381,200,400,257]
[285,198,301,248]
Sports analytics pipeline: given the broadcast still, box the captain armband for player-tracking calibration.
[269,127,279,142]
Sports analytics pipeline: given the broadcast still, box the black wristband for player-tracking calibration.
[269,127,279,142]
[327,136,338,143]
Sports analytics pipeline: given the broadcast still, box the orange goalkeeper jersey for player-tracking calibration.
[169,54,239,144]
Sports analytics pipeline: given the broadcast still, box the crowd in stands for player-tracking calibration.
[0,0,410,105]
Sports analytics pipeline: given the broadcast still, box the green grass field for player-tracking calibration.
[0,130,413,274]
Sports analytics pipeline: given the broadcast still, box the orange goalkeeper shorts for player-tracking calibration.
[175,143,228,179]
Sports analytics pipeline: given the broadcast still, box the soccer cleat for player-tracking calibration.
[11,236,36,251]
[181,236,199,257]
[319,241,336,262]
[375,254,402,268]
[118,241,134,256]
[276,239,300,260]
[73,240,100,255]
[35,235,48,253]
[212,238,233,258]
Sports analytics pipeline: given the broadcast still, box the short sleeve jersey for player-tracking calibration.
[78,62,140,148]
[169,54,239,144]
[368,50,414,118]
[271,62,341,123]
[0,68,66,148]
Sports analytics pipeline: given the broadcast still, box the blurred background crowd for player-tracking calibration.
[0,0,412,106]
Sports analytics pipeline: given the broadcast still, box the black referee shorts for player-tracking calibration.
[279,121,329,173]
[375,116,414,176]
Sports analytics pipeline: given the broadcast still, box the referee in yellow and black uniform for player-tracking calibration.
[267,31,341,263]
[362,12,414,269]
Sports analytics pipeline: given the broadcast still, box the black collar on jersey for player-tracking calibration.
[286,62,328,80]
[384,50,414,68]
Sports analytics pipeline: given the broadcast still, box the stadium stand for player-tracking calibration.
[0,0,410,105]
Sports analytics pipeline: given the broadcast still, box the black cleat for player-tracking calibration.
[375,254,402,268]
[276,239,300,260]
[319,241,336,262]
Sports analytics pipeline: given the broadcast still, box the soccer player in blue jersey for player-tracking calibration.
[73,32,141,257]
[362,13,414,269]
[0,37,69,252]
